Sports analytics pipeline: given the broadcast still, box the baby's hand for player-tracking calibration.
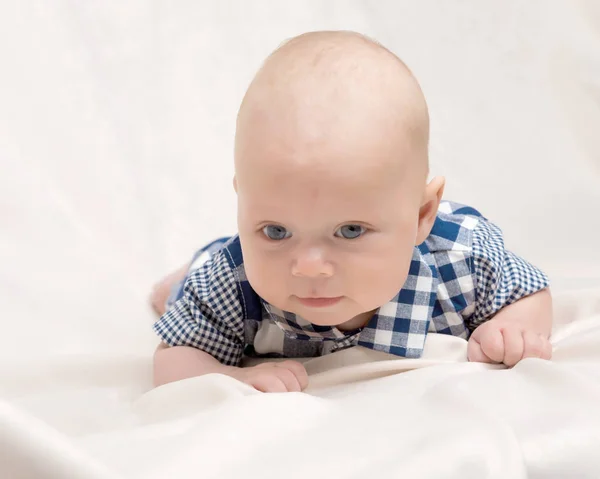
[230,360,309,393]
[467,320,552,367]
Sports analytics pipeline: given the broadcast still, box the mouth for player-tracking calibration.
[295,296,344,308]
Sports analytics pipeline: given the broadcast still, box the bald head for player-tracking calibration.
[235,31,430,191]
[232,33,443,323]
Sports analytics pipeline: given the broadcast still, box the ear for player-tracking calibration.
[233,176,238,193]
[415,176,445,245]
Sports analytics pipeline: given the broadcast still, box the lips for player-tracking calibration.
[296,296,343,308]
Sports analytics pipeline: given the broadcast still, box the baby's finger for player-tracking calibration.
[522,331,545,360]
[479,327,505,363]
[467,338,495,363]
[279,360,309,390]
[501,328,525,367]
[273,367,302,393]
[251,374,288,393]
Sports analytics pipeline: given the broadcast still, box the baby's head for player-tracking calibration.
[234,31,444,329]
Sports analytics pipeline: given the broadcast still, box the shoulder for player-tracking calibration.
[179,236,243,311]
[218,235,244,268]
[422,200,485,254]
[437,200,485,219]
[422,201,498,295]
[190,234,263,321]
[184,243,239,303]
[186,235,247,283]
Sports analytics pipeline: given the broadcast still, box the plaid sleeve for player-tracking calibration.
[467,217,550,329]
[152,250,245,366]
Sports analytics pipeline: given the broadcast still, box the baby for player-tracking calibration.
[151,31,553,392]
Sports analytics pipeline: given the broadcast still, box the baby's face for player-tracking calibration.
[236,134,424,329]
[234,31,433,328]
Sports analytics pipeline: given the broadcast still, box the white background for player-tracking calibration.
[0,0,598,357]
[1,2,600,478]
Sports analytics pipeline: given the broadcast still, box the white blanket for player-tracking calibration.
[2,289,600,478]
[1,1,600,478]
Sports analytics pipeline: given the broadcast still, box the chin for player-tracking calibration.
[295,309,349,327]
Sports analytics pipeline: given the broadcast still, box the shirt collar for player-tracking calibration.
[263,245,438,357]
[357,245,438,357]
[262,302,351,341]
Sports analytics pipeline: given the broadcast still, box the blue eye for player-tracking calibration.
[262,225,292,241]
[335,224,366,239]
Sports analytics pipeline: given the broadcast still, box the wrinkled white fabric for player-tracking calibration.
[2,299,600,479]
[1,1,599,478]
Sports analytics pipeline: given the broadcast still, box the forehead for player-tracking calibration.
[237,162,413,225]
[235,119,421,203]
[234,86,427,201]
[241,162,385,196]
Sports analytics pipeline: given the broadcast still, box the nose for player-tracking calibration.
[291,247,334,278]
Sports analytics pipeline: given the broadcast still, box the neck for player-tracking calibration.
[336,310,375,332]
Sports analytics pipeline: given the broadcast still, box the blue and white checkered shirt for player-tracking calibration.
[153,201,549,366]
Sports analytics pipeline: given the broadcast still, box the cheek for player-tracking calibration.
[345,239,413,302]
[239,236,287,302]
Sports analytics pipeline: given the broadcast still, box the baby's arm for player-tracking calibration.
[467,288,552,366]
[154,342,228,385]
[151,252,308,392]
[153,343,308,392]
[482,287,552,337]
[465,217,552,367]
